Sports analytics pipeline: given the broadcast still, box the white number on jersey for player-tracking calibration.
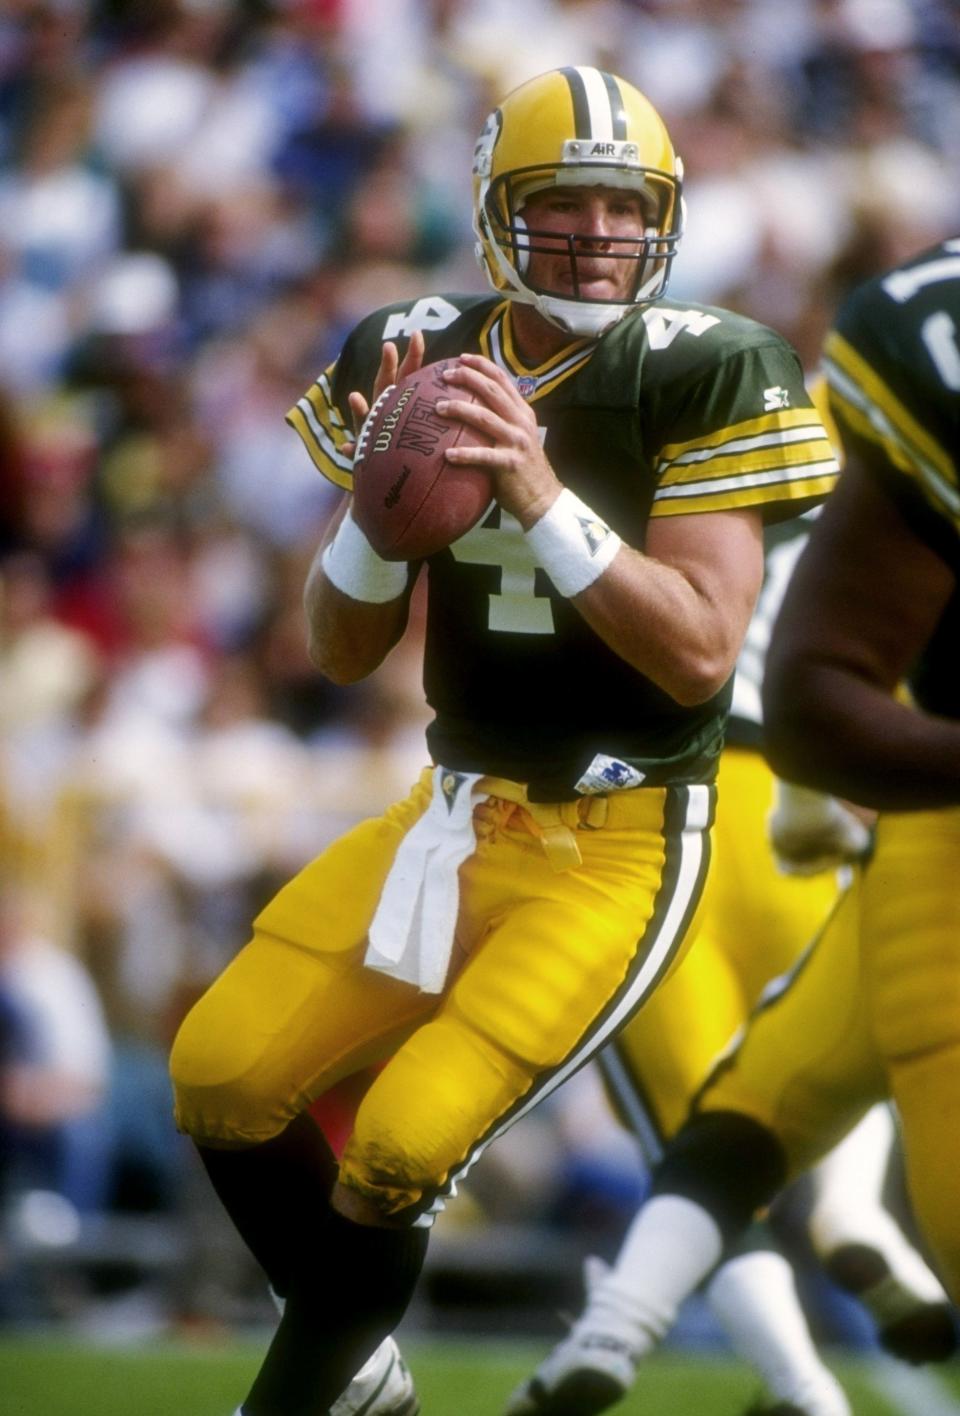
[382,297,461,341]
[731,526,811,727]
[922,311,960,392]
[641,306,720,351]
[451,509,555,635]
[881,241,960,303]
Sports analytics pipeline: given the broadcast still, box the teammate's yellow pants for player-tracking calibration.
[600,746,843,1145]
[701,804,960,1299]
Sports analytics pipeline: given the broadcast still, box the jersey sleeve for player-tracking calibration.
[823,323,960,539]
[286,360,356,492]
[650,342,840,521]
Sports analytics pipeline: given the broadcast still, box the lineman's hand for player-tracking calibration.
[769,780,874,876]
[438,352,563,528]
[343,331,426,458]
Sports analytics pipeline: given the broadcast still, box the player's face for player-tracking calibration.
[520,184,650,305]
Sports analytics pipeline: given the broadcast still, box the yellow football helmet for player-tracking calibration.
[472,66,684,337]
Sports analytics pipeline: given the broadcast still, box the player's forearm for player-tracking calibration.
[304,573,407,684]
[765,667,960,810]
[303,509,411,683]
[575,547,745,706]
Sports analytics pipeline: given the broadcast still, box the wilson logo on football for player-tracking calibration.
[371,385,415,454]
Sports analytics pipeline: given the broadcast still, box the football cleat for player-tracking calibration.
[744,1405,814,1415]
[504,1259,649,1416]
[740,1374,850,1416]
[823,1240,957,1364]
[329,1336,420,1416]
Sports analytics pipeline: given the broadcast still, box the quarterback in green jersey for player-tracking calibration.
[508,238,960,1416]
[170,66,838,1416]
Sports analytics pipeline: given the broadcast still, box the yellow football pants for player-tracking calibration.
[171,770,714,1217]
[701,805,960,1300]
[862,807,960,1299]
[600,747,842,1144]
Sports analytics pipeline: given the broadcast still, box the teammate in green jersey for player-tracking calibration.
[507,237,960,1416]
[169,66,838,1416]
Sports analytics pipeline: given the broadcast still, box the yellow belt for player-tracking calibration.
[475,774,664,871]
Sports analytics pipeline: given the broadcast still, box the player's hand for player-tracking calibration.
[769,781,874,876]
[343,331,425,459]
[438,352,563,528]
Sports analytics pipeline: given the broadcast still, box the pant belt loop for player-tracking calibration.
[579,795,609,830]
[539,825,583,871]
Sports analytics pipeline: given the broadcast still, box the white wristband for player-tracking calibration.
[321,507,409,603]
[525,488,622,597]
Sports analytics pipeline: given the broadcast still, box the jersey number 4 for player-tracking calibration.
[452,508,555,635]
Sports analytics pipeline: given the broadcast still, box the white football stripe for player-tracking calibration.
[577,66,615,141]
[654,458,840,502]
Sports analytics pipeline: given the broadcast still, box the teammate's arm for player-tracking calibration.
[763,453,960,809]
[441,353,764,706]
[303,333,425,685]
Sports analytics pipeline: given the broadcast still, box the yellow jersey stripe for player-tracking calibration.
[651,469,838,518]
[823,333,959,517]
[824,330,954,480]
[658,430,838,488]
[658,407,822,462]
[481,305,595,401]
[285,362,354,491]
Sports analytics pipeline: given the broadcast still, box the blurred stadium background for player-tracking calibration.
[2,1,960,1412]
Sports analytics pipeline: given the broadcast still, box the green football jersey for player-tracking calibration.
[289,293,838,795]
[823,239,960,720]
[726,513,818,749]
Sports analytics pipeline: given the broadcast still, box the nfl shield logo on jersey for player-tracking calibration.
[516,375,537,399]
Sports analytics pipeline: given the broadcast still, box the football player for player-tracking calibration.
[169,67,838,1416]
[508,515,947,1416]
[505,237,960,1415]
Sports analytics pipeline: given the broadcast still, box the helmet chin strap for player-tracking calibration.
[477,211,671,339]
[479,233,634,337]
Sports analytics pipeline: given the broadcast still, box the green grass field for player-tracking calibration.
[2,1335,959,1416]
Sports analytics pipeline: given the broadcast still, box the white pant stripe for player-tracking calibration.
[415,783,712,1226]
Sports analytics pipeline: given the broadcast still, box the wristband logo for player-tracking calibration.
[576,512,614,556]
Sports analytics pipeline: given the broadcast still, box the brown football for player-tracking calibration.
[351,359,494,560]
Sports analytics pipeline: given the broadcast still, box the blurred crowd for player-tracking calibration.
[1,0,959,1336]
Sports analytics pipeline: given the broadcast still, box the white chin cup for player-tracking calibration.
[536,292,631,338]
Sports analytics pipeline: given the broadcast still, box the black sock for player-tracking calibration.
[242,1208,429,1416]
[197,1111,339,1297]
[652,1110,787,1244]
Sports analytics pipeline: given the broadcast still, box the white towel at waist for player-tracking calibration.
[365,767,488,993]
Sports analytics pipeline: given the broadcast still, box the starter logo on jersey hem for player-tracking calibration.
[576,754,646,795]
[763,385,791,411]
[577,513,613,555]
[440,770,471,811]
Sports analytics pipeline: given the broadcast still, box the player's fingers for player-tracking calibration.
[456,351,514,388]
[371,341,400,401]
[435,396,520,448]
[442,362,533,426]
[344,390,371,454]
[397,330,425,381]
[444,442,524,471]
